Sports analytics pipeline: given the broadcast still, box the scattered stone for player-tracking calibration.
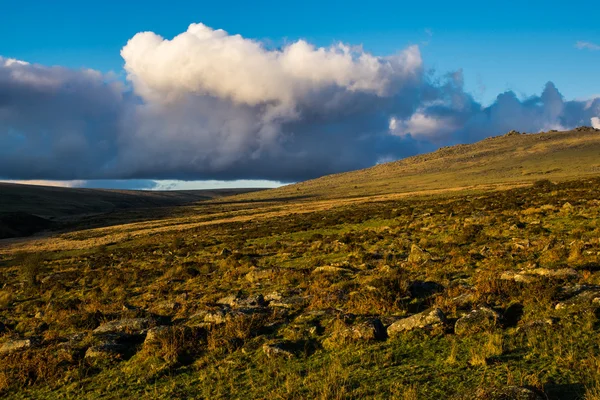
[219,248,232,257]
[455,307,501,335]
[152,300,180,315]
[34,311,44,319]
[500,268,579,283]
[268,295,307,309]
[450,293,476,309]
[263,342,293,359]
[188,309,228,326]
[0,338,35,354]
[245,268,275,283]
[555,289,600,311]
[387,308,446,337]
[216,294,239,307]
[407,244,431,264]
[93,318,152,336]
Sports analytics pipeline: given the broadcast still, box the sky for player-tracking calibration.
[0,1,599,190]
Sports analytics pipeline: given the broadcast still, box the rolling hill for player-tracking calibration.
[241,126,600,201]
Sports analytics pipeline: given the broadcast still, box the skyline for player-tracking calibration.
[1,1,599,190]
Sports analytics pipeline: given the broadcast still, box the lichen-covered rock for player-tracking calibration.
[555,289,600,311]
[143,326,171,347]
[407,244,431,263]
[263,342,294,358]
[455,307,501,335]
[93,318,153,336]
[0,338,35,354]
[245,268,275,283]
[387,309,446,337]
[500,267,579,284]
[312,266,352,274]
[187,309,228,326]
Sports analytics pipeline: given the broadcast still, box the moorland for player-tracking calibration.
[1,127,600,399]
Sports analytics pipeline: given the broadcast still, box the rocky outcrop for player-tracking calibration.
[387,309,446,337]
[0,338,36,354]
[455,307,501,335]
[93,318,153,336]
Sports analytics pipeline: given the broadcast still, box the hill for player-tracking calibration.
[2,128,600,398]
[242,126,600,201]
[0,184,262,239]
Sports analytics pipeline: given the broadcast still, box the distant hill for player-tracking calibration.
[0,184,262,239]
[241,127,600,201]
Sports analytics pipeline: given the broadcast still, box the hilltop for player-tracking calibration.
[241,126,600,201]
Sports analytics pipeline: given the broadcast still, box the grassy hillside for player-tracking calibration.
[0,184,262,239]
[0,183,261,218]
[2,129,600,399]
[242,127,600,201]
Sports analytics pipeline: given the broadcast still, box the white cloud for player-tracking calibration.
[389,112,458,140]
[576,41,600,51]
[592,117,600,129]
[1,24,600,187]
[121,23,422,108]
[150,179,283,191]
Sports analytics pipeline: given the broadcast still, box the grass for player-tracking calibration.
[2,128,600,398]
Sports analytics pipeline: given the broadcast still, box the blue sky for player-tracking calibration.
[0,1,599,190]
[2,0,598,104]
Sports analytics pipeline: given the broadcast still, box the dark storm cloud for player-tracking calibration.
[0,24,599,184]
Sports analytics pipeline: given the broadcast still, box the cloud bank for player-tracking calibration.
[1,23,599,184]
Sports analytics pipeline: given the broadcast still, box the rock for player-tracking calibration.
[34,311,44,319]
[500,271,538,284]
[152,300,180,316]
[347,318,386,341]
[0,321,5,334]
[245,268,275,283]
[530,267,579,278]
[143,326,171,346]
[387,309,446,337]
[504,130,521,136]
[263,342,293,359]
[326,318,387,347]
[216,293,266,309]
[407,244,431,264]
[450,293,476,309]
[219,248,232,257]
[188,309,228,326]
[84,341,124,360]
[93,318,152,336]
[500,268,579,283]
[268,295,307,310]
[476,386,543,400]
[0,338,35,354]
[555,289,600,311]
[312,266,352,274]
[236,294,266,308]
[455,307,501,335]
[216,294,239,307]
